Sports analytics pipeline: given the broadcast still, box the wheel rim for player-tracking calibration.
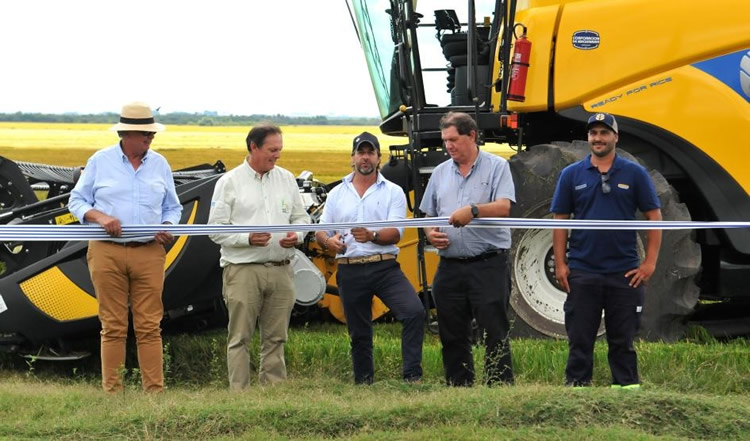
[512,226,567,337]
[510,209,605,339]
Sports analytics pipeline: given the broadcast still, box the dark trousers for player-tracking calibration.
[564,269,644,386]
[336,259,425,384]
[432,252,514,386]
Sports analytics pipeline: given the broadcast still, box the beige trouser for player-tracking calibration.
[87,241,166,393]
[223,263,296,390]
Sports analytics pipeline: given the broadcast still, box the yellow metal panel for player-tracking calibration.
[395,227,439,290]
[20,267,98,321]
[54,212,78,225]
[312,218,436,324]
[165,201,198,270]
[493,4,560,113]
[554,0,750,109]
[583,66,750,194]
[19,200,199,322]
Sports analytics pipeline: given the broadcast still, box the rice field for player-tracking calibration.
[0,122,515,183]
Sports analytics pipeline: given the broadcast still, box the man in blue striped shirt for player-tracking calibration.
[420,112,516,387]
[69,102,182,393]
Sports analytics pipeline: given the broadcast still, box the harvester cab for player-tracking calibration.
[350,0,750,340]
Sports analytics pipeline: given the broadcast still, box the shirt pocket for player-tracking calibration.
[279,198,291,215]
[140,181,166,214]
[471,179,493,203]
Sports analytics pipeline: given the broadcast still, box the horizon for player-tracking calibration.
[0,109,380,119]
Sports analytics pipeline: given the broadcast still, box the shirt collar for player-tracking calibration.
[243,157,277,180]
[118,142,151,163]
[585,153,622,173]
[343,171,385,185]
[451,148,482,174]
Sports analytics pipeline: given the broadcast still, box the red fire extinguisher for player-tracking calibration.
[507,24,532,102]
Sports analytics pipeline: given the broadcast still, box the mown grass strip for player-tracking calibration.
[0,379,748,440]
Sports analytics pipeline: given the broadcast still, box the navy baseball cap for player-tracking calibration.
[352,131,381,153]
[586,113,618,134]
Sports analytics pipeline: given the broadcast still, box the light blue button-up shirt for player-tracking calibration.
[319,172,404,258]
[68,143,182,233]
[419,150,515,258]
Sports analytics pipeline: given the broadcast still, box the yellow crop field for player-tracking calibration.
[0,122,514,184]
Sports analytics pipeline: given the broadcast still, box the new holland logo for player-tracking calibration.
[741,51,750,99]
[572,30,600,50]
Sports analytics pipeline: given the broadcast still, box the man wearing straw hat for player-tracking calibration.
[69,102,182,393]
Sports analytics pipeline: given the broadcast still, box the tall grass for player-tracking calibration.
[4,322,748,395]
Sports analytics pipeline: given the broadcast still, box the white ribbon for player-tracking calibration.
[1,217,749,241]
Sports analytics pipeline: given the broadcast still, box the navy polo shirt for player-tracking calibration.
[550,154,660,273]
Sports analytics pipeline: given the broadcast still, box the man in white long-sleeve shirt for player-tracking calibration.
[208,123,309,390]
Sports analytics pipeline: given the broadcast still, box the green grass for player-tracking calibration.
[4,322,750,392]
[1,375,749,440]
[1,323,750,439]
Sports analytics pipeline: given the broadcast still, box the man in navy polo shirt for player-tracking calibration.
[550,112,662,389]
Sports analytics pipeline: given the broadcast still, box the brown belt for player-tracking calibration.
[102,240,155,248]
[337,254,396,265]
[248,260,291,267]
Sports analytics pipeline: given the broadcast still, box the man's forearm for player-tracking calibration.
[644,229,662,266]
[477,199,511,218]
[553,229,569,264]
[644,208,663,265]
[373,227,400,245]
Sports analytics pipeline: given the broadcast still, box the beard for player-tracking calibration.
[356,163,376,175]
[590,142,614,158]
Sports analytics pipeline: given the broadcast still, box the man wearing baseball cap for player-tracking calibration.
[69,102,182,393]
[550,112,662,389]
[315,131,424,384]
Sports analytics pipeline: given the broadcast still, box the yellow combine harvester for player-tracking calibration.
[349,0,750,341]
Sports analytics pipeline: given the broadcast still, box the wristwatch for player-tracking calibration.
[372,231,379,243]
[470,204,480,218]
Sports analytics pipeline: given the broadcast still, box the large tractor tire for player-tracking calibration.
[507,141,701,342]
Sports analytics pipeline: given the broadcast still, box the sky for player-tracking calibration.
[0,1,379,117]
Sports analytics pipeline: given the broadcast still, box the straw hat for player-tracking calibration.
[110,102,165,132]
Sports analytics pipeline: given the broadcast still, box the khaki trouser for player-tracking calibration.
[223,263,296,390]
[87,241,166,393]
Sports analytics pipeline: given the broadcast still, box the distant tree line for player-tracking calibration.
[0,112,381,126]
